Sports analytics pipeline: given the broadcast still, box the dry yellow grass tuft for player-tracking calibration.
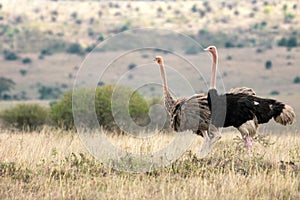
[0,128,299,199]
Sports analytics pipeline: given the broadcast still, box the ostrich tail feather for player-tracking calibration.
[274,105,296,126]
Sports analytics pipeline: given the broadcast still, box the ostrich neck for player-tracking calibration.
[159,63,169,94]
[210,51,218,89]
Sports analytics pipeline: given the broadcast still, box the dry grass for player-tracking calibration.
[0,128,299,199]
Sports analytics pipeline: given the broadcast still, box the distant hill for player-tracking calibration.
[0,0,299,53]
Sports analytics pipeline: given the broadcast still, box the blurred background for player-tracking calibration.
[0,0,299,132]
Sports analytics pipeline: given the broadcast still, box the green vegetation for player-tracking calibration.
[128,63,137,70]
[278,36,298,48]
[50,85,149,131]
[265,60,272,70]
[40,49,53,56]
[293,76,300,84]
[38,85,62,100]
[270,90,280,95]
[3,50,18,61]
[19,69,27,76]
[66,43,84,55]
[0,104,48,131]
[22,57,32,64]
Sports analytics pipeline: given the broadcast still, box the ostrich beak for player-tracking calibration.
[203,47,209,51]
[153,57,156,61]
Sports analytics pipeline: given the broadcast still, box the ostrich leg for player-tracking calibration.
[238,118,258,154]
[198,124,221,158]
[243,136,254,154]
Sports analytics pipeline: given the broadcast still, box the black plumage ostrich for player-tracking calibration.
[204,46,296,152]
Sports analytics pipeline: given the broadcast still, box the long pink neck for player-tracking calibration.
[159,62,169,94]
[210,50,218,89]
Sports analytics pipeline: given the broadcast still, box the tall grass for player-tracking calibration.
[0,128,299,199]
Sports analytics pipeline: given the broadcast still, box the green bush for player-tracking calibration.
[40,49,52,56]
[66,43,84,55]
[278,36,298,48]
[3,50,18,61]
[22,57,32,64]
[270,90,280,95]
[265,60,272,70]
[0,104,48,131]
[19,69,27,76]
[293,76,300,84]
[67,43,84,55]
[50,85,149,131]
[38,85,62,100]
[128,63,136,70]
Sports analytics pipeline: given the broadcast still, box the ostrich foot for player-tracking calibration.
[243,136,253,154]
[198,126,222,158]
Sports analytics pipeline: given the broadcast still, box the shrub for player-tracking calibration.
[128,63,136,70]
[0,104,48,131]
[293,76,300,84]
[97,34,105,41]
[278,36,298,48]
[85,45,96,53]
[224,41,235,48]
[270,90,280,95]
[191,4,197,13]
[265,60,272,69]
[226,55,232,60]
[50,85,149,131]
[87,28,94,37]
[22,57,32,64]
[38,85,62,100]
[120,21,131,32]
[3,50,18,61]
[19,69,27,76]
[66,43,84,55]
[40,49,52,56]
[286,36,297,47]
[75,19,82,25]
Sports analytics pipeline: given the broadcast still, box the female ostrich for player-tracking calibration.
[204,46,296,151]
[154,56,224,157]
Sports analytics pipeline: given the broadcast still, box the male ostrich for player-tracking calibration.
[154,56,224,156]
[204,46,296,151]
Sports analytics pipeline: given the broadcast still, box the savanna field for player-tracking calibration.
[1,0,300,199]
[0,129,299,199]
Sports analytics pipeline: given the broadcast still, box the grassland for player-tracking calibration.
[0,128,299,199]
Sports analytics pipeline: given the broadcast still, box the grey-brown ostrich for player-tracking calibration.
[205,45,296,152]
[154,56,221,156]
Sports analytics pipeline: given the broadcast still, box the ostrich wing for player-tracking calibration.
[228,87,256,96]
[171,94,210,132]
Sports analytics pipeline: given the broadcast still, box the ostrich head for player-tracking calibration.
[154,56,164,65]
[204,46,217,55]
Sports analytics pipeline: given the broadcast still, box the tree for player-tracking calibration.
[0,77,15,98]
